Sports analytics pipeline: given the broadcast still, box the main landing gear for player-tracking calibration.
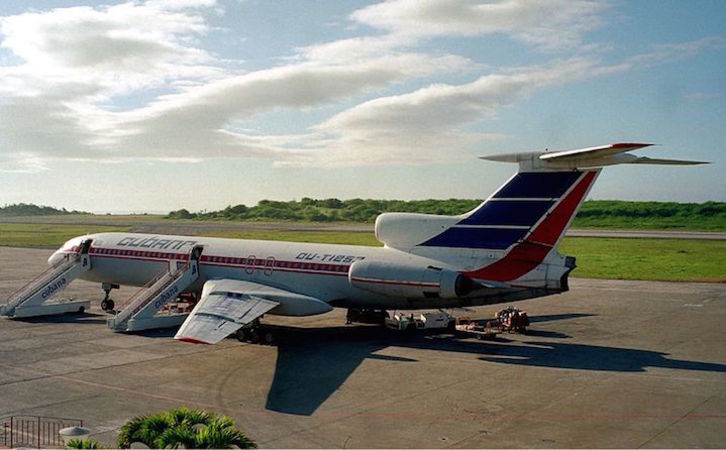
[100,282,119,312]
[235,319,274,345]
[346,308,389,325]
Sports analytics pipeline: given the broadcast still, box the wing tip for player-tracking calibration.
[611,142,654,149]
[175,335,211,345]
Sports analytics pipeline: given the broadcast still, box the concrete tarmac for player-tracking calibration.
[0,246,724,448]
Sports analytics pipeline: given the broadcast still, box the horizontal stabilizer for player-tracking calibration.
[481,143,708,170]
[625,156,708,165]
[538,143,653,161]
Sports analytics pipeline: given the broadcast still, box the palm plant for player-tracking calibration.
[193,417,256,449]
[116,414,145,448]
[117,407,255,449]
[156,426,197,449]
[65,438,105,449]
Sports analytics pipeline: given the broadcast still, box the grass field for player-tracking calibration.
[0,223,130,249]
[571,216,726,231]
[0,221,722,282]
[558,238,725,282]
[204,229,380,246]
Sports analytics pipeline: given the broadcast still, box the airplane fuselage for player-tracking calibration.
[51,232,551,312]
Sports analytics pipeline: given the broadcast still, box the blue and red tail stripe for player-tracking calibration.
[492,171,581,199]
[463,170,599,281]
[420,170,593,250]
[458,200,555,226]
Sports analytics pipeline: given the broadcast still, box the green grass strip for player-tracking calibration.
[558,237,725,282]
[0,223,129,249]
[204,230,381,246]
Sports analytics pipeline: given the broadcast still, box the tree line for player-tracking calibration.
[167,197,482,222]
[167,198,726,224]
[0,203,89,216]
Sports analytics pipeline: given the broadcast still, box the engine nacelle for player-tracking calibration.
[348,259,475,299]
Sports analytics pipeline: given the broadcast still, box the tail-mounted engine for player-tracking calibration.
[348,259,476,299]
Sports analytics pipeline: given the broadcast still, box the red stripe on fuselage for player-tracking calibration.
[464,170,597,281]
[73,248,352,277]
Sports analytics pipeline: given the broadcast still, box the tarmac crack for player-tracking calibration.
[636,394,716,448]
[1,393,105,419]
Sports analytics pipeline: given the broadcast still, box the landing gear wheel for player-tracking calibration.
[101,298,115,312]
[78,306,85,314]
[100,283,118,313]
[235,328,247,342]
[236,321,273,345]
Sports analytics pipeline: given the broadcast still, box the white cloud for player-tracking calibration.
[0,1,225,170]
[0,2,220,93]
[624,37,726,68]
[0,1,476,168]
[95,52,470,159]
[0,1,720,173]
[271,58,610,166]
[350,0,608,51]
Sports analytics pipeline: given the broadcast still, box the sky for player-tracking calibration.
[0,0,723,213]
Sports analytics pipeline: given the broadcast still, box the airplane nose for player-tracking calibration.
[48,250,65,267]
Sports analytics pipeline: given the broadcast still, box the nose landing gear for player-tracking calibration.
[100,282,119,312]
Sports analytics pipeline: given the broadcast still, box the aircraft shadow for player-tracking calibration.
[477,341,726,373]
[134,328,179,338]
[520,329,570,339]
[264,322,726,416]
[528,313,594,323]
[265,325,416,416]
[11,311,108,324]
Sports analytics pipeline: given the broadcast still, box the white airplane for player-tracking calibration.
[1,143,705,344]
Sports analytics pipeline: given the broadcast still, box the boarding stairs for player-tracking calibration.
[0,240,92,318]
[107,246,202,332]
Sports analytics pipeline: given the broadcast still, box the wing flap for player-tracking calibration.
[196,293,278,323]
[174,279,280,345]
[176,314,250,345]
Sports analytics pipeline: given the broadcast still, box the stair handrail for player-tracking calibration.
[4,254,79,305]
[111,263,173,312]
[128,267,186,317]
[124,245,203,318]
[113,259,193,325]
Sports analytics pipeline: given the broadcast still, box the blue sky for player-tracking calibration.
[0,0,723,213]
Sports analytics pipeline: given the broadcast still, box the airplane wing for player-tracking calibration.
[174,279,281,345]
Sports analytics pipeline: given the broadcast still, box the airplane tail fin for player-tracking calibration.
[401,143,707,281]
[418,165,597,251]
